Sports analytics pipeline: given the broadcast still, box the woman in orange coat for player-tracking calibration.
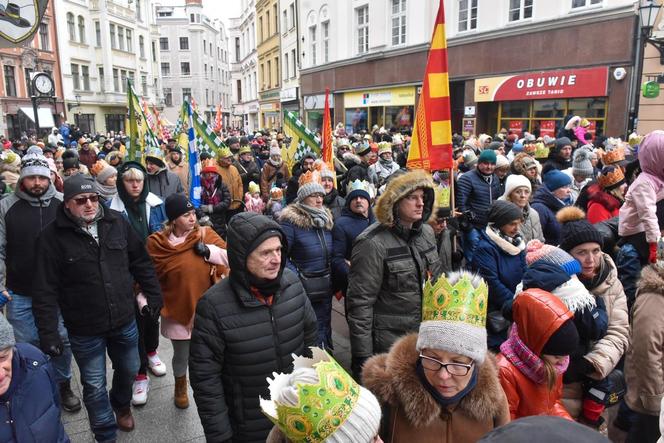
[497,289,579,420]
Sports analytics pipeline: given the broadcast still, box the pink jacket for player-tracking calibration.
[573,126,587,144]
[619,130,664,243]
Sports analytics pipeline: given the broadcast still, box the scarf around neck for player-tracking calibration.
[579,255,610,291]
[201,175,221,206]
[96,182,117,201]
[296,202,331,229]
[415,358,478,407]
[486,225,526,256]
[499,324,569,384]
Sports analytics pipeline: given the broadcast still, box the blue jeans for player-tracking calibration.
[463,228,481,265]
[616,243,642,312]
[311,297,333,351]
[5,291,73,383]
[69,320,140,443]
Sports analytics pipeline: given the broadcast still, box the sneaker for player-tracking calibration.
[147,352,167,377]
[131,377,149,406]
[59,380,82,412]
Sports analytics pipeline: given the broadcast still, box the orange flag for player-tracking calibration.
[406,0,453,171]
[321,88,336,186]
[214,104,222,133]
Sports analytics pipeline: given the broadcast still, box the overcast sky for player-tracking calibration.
[154,0,243,28]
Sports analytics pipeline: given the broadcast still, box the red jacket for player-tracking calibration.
[496,289,574,420]
[586,184,620,224]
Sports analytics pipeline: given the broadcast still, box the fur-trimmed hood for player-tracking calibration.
[362,334,508,429]
[638,264,664,296]
[374,170,434,227]
[279,203,334,230]
[587,183,622,212]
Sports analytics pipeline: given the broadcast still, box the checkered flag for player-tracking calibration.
[172,117,183,138]
[294,140,316,162]
[195,135,215,158]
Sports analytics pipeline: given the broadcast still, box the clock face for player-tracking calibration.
[34,74,53,95]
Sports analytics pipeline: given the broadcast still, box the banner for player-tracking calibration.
[406,0,453,171]
[127,80,159,161]
[0,0,48,48]
[184,100,201,207]
[214,104,222,133]
[539,120,556,138]
[190,107,228,159]
[321,88,336,186]
[282,111,321,172]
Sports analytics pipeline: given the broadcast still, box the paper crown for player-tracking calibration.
[248,181,260,194]
[598,166,625,190]
[602,139,626,165]
[298,169,322,187]
[144,146,165,162]
[434,184,451,209]
[628,132,643,147]
[580,118,590,127]
[201,158,218,173]
[270,186,283,199]
[218,146,233,158]
[377,141,392,156]
[346,179,374,198]
[90,159,110,177]
[534,142,549,159]
[260,348,360,443]
[422,272,488,327]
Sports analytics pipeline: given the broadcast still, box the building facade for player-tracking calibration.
[257,0,282,129]
[636,1,664,135]
[229,0,260,133]
[0,0,65,139]
[54,0,161,135]
[299,0,638,137]
[156,0,232,127]
[279,0,301,119]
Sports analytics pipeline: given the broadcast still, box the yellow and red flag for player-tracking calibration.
[406,0,453,171]
[321,88,335,179]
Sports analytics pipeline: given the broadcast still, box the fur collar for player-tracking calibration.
[485,226,525,256]
[362,334,507,429]
[279,203,334,230]
[638,264,664,295]
[587,185,621,212]
[374,170,434,226]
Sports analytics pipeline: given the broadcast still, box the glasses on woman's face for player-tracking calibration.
[419,354,474,376]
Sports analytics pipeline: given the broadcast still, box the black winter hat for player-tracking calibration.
[479,416,610,443]
[540,318,579,356]
[556,207,604,252]
[63,174,97,201]
[165,193,194,221]
[554,137,572,153]
[488,200,523,228]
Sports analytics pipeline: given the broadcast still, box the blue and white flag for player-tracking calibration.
[185,101,202,207]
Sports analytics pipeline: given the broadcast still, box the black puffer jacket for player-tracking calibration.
[189,213,318,443]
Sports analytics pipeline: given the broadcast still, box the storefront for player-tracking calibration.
[473,67,610,138]
[259,89,282,130]
[303,93,334,132]
[280,87,300,123]
[343,85,415,134]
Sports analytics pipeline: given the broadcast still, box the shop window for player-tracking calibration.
[370,107,385,129]
[499,119,529,137]
[532,100,564,118]
[567,98,606,119]
[458,0,477,32]
[346,108,368,134]
[501,101,529,118]
[386,106,414,129]
[509,0,533,22]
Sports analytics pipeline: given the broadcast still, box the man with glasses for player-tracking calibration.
[32,174,163,443]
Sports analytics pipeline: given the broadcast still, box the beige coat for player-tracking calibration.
[166,158,189,191]
[625,265,664,415]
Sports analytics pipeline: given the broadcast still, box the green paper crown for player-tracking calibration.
[422,273,488,327]
[346,179,375,199]
[434,184,450,209]
[260,348,360,443]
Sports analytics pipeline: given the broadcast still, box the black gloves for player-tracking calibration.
[45,343,63,358]
[141,304,162,322]
[193,242,210,259]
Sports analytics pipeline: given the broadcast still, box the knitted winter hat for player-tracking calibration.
[63,174,97,201]
[572,148,594,179]
[297,170,325,201]
[462,149,478,168]
[62,149,80,170]
[556,207,604,252]
[500,174,531,201]
[488,200,523,228]
[597,165,625,191]
[91,160,117,184]
[525,240,582,276]
[496,154,510,169]
[269,143,281,157]
[543,169,571,192]
[511,142,524,154]
[0,315,15,351]
[417,272,488,364]
[261,348,381,443]
[20,146,51,180]
[165,193,194,221]
[487,141,503,151]
[478,149,497,164]
[554,137,572,153]
[540,318,579,356]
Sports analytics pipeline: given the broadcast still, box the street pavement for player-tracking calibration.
[63,298,352,442]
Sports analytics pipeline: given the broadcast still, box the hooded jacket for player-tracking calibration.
[332,202,375,294]
[625,264,664,415]
[362,334,510,443]
[531,185,566,245]
[146,168,184,200]
[496,289,574,420]
[260,161,290,201]
[107,192,166,239]
[586,183,621,224]
[189,213,318,443]
[346,171,441,359]
[0,182,62,295]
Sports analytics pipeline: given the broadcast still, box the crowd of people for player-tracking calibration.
[0,117,662,443]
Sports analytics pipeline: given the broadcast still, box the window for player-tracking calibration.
[322,22,329,63]
[182,87,191,102]
[204,63,208,79]
[509,0,533,21]
[291,49,296,78]
[211,65,214,79]
[120,70,127,92]
[235,37,240,62]
[99,67,104,92]
[126,29,132,52]
[75,114,95,134]
[210,42,212,55]
[161,63,170,76]
[78,16,85,43]
[118,27,124,50]
[205,88,209,106]
[105,114,125,133]
[266,10,271,36]
[139,36,145,58]
[391,0,406,45]
[458,0,478,32]
[39,23,49,50]
[284,52,289,79]
[163,88,172,106]
[67,13,76,41]
[572,0,602,7]
[113,68,119,91]
[179,37,189,50]
[71,64,80,90]
[110,24,116,49]
[152,41,157,61]
[81,65,90,91]
[356,5,369,54]
[159,37,169,50]
[190,13,195,22]
[4,66,16,97]
[259,17,263,42]
[282,10,288,34]
[23,68,33,96]
[309,25,317,65]
[260,63,265,89]
[141,75,147,95]
[237,80,242,102]
[273,4,278,34]
[203,39,207,54]
[136,0,142,21]
[289,3,295,28]
[180,62,190,76]
[275,57,279,87]
[95,21,101,47]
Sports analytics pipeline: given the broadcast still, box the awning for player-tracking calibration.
[18,107,55,128]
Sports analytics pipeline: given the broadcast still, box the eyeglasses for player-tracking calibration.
[419,354,474,376]
[73,195,99,205]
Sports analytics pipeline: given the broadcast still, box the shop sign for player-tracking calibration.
[344,86,415,107]
[509,120,523,136]
[462,118,475,137]
[280,87,298,102]
[642,81,660,99]
[260,102,280,112]
[474,67,609,102]
[303,94,334,110]
[464,106,476,116]
[539,120,556,138]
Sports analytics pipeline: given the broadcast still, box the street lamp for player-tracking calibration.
[67,94,82,112]
[639,0,664,63]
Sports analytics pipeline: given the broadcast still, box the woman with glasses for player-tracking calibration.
[499,174,544,243]
[363,272,510,441]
